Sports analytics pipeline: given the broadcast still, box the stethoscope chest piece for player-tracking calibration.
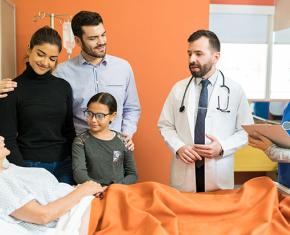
[179,106,185,112]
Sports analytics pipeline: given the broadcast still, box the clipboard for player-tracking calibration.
[275,182,290,195]
[242,124,290,148]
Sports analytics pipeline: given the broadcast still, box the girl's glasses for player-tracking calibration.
[83,110,111,121]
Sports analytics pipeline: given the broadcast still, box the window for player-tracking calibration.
[271,28,290,99]
[217,43,267,99]
[209,4,290,100]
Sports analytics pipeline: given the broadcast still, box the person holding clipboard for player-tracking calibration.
[248,103,290,188]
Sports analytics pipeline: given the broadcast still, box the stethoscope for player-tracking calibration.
[179,70,230,113]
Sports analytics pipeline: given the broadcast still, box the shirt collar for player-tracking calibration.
[78,53,108,66]
[195,69,219,86]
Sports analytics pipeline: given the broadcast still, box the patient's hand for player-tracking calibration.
[96,186,108,200]
[78,181,105,196]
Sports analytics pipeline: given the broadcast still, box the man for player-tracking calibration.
[158,30,253,192]
[54,11,141,138]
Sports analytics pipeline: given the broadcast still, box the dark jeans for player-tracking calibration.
[24,158,75,185]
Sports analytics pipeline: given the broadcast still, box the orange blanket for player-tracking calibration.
[88,177,290,235]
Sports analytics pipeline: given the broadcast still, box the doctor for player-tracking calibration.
[158,30,253,192]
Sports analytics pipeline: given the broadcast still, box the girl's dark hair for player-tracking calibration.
[87,92,117,113]
[29,26,62,52]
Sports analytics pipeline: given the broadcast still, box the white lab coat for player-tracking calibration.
[158,72,254,192]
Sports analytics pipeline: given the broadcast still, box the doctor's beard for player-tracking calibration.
[189,61,213,78]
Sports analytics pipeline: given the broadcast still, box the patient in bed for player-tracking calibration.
[0,135,290,235]
[0,136,106,233]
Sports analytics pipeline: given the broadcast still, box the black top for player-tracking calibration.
[0,64,75,165]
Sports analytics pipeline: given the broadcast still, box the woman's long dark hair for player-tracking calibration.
[29,26,62,52]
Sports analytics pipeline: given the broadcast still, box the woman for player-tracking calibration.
[72,92,138,185]
[0,27,75,184]
[0,136,105,233]
[248,102,290,188]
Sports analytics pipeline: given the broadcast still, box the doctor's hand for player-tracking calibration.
[0,78,17,98]
[248,133,273,151]
[193,135,223,159]
[177,145,202,164]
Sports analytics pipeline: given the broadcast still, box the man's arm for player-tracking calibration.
[157,87,186,154]
[158,94,202,163]
[121,65,141,136]
[218,89,254,157]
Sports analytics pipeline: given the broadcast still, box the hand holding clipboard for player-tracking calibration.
[242,124,290,149]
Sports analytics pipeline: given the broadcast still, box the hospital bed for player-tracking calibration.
[1,179,290,235]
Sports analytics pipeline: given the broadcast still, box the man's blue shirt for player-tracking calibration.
[54,54,141,136]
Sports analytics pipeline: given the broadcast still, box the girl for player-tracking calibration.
[0,27,75,184]
[72,92,137,185]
